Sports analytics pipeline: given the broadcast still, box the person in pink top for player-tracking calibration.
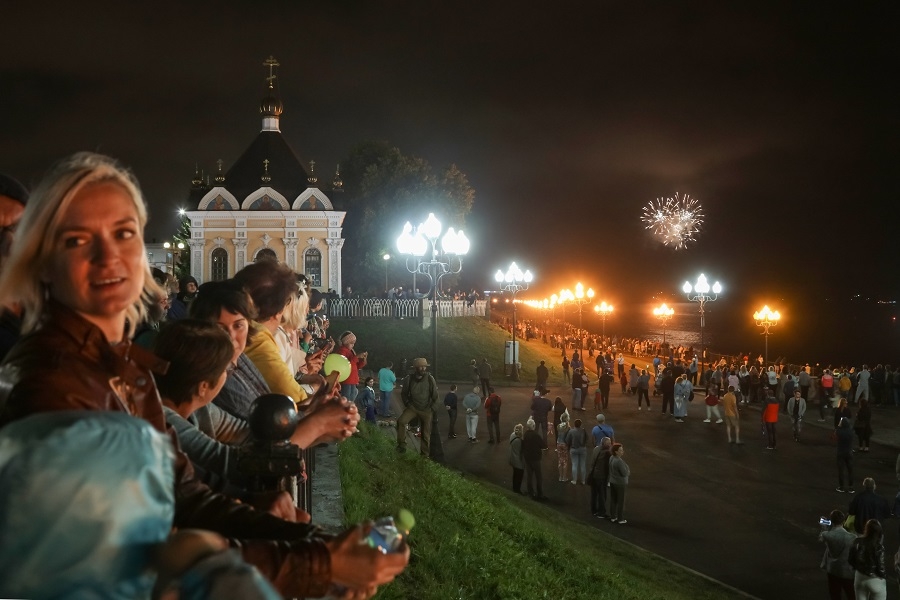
[335,330,367,408]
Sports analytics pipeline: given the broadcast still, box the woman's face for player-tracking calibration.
[617,446,625,457]
[42,182,144,340]
[216,308,249,362]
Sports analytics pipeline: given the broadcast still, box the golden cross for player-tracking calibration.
[263,56,280,85]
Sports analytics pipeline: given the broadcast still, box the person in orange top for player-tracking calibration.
[762,387,780,450]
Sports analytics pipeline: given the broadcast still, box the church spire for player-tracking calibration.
[260,56,283,132]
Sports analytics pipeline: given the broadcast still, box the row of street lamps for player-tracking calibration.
[390,218,783,379]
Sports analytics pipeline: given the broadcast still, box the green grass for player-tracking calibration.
[330,316,569,388]
[340,424,743,600]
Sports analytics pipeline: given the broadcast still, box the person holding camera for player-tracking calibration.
[819,509,856,599]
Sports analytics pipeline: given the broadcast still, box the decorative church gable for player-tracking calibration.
[242,187,290,210]
[292,187,334,210]
[198,187,240,211]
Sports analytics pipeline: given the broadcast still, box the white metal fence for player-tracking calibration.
[323,298,487,319]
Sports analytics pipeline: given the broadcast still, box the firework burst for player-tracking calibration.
[641,192,704,249]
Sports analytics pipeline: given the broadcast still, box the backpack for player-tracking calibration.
[487,394,501,416]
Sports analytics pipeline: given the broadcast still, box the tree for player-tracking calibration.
[338,141,475,295]
[172,212,192,281]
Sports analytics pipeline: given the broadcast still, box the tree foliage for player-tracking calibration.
[337,141,475,294]
[173,214,192,281]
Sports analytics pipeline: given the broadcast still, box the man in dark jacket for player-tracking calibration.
[836,417,854,493]
[530,389,553,449]
[848,477,891,534]
[590,436,612,518]
[536,360,549,390]
[661,369,676,416]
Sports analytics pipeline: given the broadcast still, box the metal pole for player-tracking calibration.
[512,292,519,380]
[699,299,705,373]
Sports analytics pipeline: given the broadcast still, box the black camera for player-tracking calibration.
[236,394,305,495]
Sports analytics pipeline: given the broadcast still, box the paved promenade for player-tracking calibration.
[423,362,900,600]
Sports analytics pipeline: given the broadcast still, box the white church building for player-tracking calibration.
[183,57,345,290]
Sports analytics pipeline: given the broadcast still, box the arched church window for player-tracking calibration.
[211,248,228,281]
[255,248,277,263]
[305,248,322,287]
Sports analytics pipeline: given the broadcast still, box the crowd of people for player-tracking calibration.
[0,157,409,599]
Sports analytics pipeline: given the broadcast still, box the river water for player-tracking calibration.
[555,300,899,367]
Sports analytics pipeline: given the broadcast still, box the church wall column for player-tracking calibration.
[325,238,344,293]
[188,239,207,283]
[282,238,299,271]
[232,239,249,275]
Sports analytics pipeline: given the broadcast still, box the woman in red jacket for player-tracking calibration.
[336,330,368,408]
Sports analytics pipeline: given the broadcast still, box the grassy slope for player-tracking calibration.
[330,316,568,388]
[340,424,742,600]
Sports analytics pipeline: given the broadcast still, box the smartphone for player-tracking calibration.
[325,368,342,391]
[819,517,831,526]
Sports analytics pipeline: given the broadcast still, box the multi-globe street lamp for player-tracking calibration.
[567,282,594,350]
[494,262,533,381]
[683,274,722,371]
[652,303,675,345]
[594,301,613,338]
[753,305,781,369]
[396,213,470,380]
[162,240,185,276]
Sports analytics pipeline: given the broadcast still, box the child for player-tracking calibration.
[361,376,377,424]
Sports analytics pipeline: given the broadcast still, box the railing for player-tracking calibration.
[324,298,487,319]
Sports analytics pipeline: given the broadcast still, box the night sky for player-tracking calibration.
[2,2,898,357]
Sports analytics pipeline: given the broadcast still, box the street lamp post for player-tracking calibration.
[382,253,391,290]
[594,301,613,339]
[571,283,595,351]
[683,274,723,372]
[163,240,185,277]
[396,213,469,381]
[494,262,533,381]
[753,305,781,369]
[652,303,674,344]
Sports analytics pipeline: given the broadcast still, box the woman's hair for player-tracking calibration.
[232,260,298,322]
[189,280,258,342]
[153,319,234,406]
[308,288,325,312]
[611,442,623,455]
[513,423,523,437]
[0,152,162,335]
[282,281,310,330]
[526,417,536,430]
[862,519,883,549]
